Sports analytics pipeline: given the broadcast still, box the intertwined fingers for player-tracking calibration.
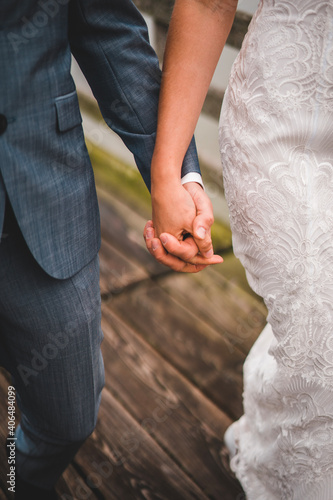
[143,221,222,273]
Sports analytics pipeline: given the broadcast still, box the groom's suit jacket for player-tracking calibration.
[0,0,200,279]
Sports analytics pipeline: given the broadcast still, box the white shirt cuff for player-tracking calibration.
[181,172,204,189]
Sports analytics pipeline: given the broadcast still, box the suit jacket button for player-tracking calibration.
[0,114,8,135]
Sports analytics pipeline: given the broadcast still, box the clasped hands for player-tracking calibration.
[144,181,223,273]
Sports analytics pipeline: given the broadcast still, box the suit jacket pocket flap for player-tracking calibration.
[55,91,82,132]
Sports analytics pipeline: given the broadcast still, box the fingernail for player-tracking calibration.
[203,249,214,258]
[196,227,206,239]
[160,235,168,245]
[152,241,158,251]
[146,228,153,238]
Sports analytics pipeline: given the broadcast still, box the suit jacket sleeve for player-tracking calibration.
[68,0,201,191]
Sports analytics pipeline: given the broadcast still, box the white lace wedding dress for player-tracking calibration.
[219,1,333,498]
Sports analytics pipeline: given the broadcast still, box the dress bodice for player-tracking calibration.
[232,0,333,115]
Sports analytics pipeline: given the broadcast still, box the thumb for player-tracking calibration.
[183,181,215,258]
[192,215,214,258]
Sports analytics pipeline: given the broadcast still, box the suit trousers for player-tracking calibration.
[0,197,104,489]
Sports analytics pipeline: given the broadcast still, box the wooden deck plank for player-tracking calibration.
[98,189,168,277]
[73,388,211,500]
[100,307,243,499]
[56,466,100,500]
[0,185,258,499]
[101,307,231,437]
[211,251,262,299]
[158,268,266,355]
[105,281,245,420]
[99,237,149,296]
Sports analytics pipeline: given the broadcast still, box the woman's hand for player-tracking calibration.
[151,179,196,241]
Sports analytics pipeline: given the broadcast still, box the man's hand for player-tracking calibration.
[144,181,223,272]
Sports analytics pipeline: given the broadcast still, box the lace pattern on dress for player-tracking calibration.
[219,1,333,498]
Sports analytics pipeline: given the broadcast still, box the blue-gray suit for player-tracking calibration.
[0,0,200,493]
[0,0,200,280]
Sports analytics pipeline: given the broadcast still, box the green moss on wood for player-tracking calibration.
[87,139,153,218]
[88,139,232,252]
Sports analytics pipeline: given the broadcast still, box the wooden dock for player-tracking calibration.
[0,187,267,500]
